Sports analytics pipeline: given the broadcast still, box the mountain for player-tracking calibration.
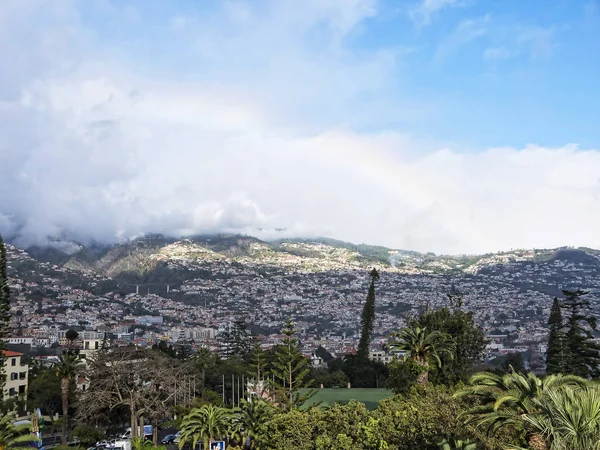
[5,234,600,339]
[14,233,600,282]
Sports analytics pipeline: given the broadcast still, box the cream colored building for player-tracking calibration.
[3,350,28,400]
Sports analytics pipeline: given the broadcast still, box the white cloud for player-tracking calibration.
[1,1,600,255]
[410,0,465,26]
[517,25,556,61]
[434,15,490,63]
[483,46,512,60]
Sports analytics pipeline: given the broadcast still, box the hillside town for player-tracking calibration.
[4,238,600,384]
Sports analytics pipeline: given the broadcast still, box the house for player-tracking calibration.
[3,350,28,400]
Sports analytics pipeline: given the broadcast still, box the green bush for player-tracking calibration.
[73,424,105,445]
[373,385,508,450]
[261,409,323,450]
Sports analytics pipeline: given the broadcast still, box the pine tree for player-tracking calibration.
[560,289,600,378]
[248,342,268,396]
[357,268,380,360]
[545,297,566,374]
[220,319,252,359]
[0,235,11,399]
[271,318,314,410]
[100,332,109,351]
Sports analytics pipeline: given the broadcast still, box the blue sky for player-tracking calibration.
[72,0,600,148]
[1,0,600,253]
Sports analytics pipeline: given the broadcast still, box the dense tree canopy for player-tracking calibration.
[560,289,600,378]
[407,295,487,385]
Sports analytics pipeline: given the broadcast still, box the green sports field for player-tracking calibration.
[302,388,393,410]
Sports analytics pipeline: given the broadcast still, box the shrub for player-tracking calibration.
[72,424,105,445]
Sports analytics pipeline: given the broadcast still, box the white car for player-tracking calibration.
[173,432,181,445]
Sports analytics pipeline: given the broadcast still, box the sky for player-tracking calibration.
[0,0,599,254]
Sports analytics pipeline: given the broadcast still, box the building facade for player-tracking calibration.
[2,350,28,401]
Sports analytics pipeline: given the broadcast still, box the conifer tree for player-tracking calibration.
[220,319,252,359]
[271,318,314,410]
[545,297,566,374]
[560,289,600,378]
[248,342,269,396]
[357,268,380,360]
[0,235,11,398]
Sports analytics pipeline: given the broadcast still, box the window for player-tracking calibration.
[95,341,99,349]
[84,341,90,350]
[8,388,15,397]
[18,385,25,394]
[10,373,17,380]
[19,372,26,380]
[11,358,16,366]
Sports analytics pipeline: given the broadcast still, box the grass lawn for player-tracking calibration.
[302,388,393,410]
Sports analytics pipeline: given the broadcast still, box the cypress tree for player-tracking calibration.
[560,289,600,378]
[357,268,380,360]
[545,297,566,374]
[0,235,11,398]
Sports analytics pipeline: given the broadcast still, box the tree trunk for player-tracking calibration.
[288,361,293,410]
[61,377,69,445]
[152,417,158,446]
[527,432,548,450]
[416,360,429,385]
[139,415,145,441]
[131,409,137,440]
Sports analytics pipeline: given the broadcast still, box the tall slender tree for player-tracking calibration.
[56,351,82,444]
[357,268,380,360]
[560,289,600,378]
[248,342,268,397]
[220,319,252,359]
[545,297,566,374]
[271,318,314,410]
[0,235,11,400]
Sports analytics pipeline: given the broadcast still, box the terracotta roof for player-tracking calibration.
[2,350,23,357]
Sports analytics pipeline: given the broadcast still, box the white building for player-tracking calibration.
[3,350,28,401]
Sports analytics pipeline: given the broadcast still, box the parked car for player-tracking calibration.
[161,434,176,445]
[172,432,181,445]
[112,440,131,450]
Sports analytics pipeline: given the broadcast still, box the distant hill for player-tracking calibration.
[550,248,600,266]
[12,233,600,282]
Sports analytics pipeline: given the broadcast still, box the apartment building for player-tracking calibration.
[2,350,28,400]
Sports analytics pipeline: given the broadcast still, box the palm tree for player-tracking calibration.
[455,368,588,450]
[387,326,455,384]
[237,398,273,448]
[514,385,600,450]
[55,351,82,445]
[437,438,478,450]
[179,404,230,450]
[0,414,41,450]
[131,437,155,450]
